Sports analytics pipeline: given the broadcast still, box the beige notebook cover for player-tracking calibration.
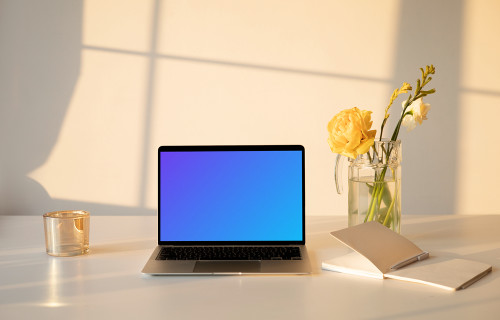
[322,222,492,290]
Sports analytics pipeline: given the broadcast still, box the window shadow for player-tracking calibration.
[0,1,465,217]
[389,0,463,215]
[0,0,389,216]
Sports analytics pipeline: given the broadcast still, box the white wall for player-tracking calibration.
[1,0,499,216]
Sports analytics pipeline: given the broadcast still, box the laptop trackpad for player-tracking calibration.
[194,261,261,273]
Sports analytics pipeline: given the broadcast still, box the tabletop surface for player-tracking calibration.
[1,214,499,320]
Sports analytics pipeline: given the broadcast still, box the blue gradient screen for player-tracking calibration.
[159,150,303,242]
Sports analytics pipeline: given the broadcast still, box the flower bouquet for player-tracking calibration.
[328,65,436,232]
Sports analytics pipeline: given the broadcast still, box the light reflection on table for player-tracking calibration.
[1,215,500,319]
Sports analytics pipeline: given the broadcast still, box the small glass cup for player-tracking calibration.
[43,210,90,257]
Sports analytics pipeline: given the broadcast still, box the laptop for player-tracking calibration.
[142,145,311,275]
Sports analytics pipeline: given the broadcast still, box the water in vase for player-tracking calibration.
[348,177,400,232]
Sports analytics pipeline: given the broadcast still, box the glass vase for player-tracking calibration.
[335,139,401,233]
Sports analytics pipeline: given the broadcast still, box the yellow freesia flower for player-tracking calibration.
[399,82,412,93]
[327,107,377,159]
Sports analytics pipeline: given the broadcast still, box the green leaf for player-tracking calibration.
[377,207,389,224]
[367,183,374,196]
[381,182,393,208]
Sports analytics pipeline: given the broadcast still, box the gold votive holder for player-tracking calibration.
[43,210,90,257]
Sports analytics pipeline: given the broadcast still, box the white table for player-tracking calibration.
[1,215,499,319]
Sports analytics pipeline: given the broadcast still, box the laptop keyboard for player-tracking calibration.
[156,246,302,261]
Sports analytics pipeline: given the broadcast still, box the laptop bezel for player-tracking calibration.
[157,145,305,246]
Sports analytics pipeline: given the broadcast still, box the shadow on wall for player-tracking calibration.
[0,1,154,216]
[0,1,81,215]
[0,0,463,216]
[390,0,462,215]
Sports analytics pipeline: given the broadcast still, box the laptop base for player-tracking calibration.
[142,245,311,275]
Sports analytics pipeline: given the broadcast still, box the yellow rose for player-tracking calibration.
[327,107,377,159]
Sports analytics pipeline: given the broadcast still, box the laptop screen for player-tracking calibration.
[158,146,305,244]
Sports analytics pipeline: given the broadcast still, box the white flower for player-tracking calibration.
[401,98,430,131]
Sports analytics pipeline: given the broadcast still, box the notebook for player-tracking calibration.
[322,222,492,290]
[142,145,311,275]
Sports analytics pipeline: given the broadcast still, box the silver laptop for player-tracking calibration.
[142,145,311,275]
